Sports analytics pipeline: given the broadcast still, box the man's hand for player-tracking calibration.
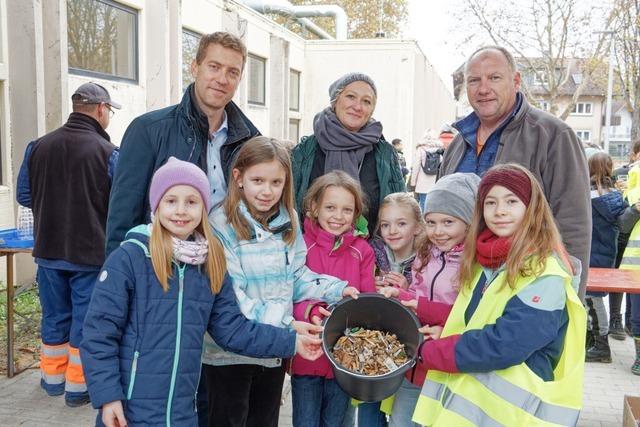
[342,286,360,299]
[102,400,127,427]
[419,324,444,340]
[291,320,323,336]
[295,334,324,361]
[379,286,400,298]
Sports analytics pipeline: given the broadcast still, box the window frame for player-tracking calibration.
[67,0,139,83]
[571,102,593,116]
[248,53,266,106]
[289,69,300,112]
[181,28,202,92]
[289,118,300,142]
[576,130,592,142]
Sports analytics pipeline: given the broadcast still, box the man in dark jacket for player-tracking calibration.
[440,45,591,299]
[105,32,259,255]
[16,82,119,407]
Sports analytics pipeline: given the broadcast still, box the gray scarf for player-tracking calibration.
[313,107,382,179]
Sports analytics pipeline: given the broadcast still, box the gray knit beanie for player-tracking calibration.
[329,72,377,106]
[424,173,481,224]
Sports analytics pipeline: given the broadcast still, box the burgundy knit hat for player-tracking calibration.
[478,166,532,207]
[149,157,212,213]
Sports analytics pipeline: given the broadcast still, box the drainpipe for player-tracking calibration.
[239,0,348,40]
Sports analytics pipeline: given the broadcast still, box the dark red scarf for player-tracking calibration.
[475,228,511,268]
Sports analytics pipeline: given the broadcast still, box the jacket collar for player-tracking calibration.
[238,201,291,242]
[65,112,111,142]
[181,83,259,146]
[303,217,357,252]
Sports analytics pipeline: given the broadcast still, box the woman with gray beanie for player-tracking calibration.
[292,72,405,235]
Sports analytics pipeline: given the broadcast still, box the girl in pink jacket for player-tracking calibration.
[290,170,376,427]
[380,173,479,427]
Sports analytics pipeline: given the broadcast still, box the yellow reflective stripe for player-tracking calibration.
[471,372,580,426]
[65,381,87,392]
[420,379,445,400]
[442,388,505,427]
[41,372,65,384]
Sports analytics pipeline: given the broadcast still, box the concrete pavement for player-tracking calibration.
[0,337,638,426]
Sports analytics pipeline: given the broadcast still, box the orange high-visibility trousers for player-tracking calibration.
[40,342,68,394]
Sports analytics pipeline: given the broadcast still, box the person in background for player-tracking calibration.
[584,152,627,363]
[410,138,444,212]
[412,163,586,426]
[16,82,119,407]
[392,139,410,181]
[439,45,591,300]
[292,72,405,236]
[609,139,640,339]
[437,124,456,149]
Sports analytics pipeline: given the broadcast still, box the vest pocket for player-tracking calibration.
[126,351,140,400]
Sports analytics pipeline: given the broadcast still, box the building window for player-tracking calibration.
[289,69,300,111]
[571,102,593,116]
[67,0,138,82]
[576,130,591,142]
[289,119,300,142]
[182,29,201,91]
[248,54,266,105]
[602,115,622,126]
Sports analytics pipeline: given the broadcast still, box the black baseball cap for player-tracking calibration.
[71,82,121,109]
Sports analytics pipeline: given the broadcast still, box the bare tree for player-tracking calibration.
[454,0,613,120]
[612,0,640,141]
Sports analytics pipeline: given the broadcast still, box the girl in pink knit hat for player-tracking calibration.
[81,157,324,427]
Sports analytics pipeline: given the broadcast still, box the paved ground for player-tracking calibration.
[0,337,638,426]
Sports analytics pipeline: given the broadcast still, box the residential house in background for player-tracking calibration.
[607,101,634,160]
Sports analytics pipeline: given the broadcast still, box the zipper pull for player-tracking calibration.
[285,249,290,265]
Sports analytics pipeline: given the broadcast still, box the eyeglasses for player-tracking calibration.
[104,103,115,118]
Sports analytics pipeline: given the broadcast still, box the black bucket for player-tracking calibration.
[321,293,423,402]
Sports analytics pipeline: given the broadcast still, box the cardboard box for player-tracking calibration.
[624,395,640,427]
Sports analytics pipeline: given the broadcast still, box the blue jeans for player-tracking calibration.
[389,379,421,426]
[292,375,350,427]
[358,401,388,427]
[417,193,427,213]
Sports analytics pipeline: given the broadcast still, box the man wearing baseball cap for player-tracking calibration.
[16,82,120,407]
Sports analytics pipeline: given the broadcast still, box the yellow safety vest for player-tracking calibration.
[621,220,640,271]
[412,256,586,427]
[625,164,640,205]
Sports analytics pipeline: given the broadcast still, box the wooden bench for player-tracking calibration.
[587,268,640,293]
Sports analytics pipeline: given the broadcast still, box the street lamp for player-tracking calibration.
[594,30,615,155]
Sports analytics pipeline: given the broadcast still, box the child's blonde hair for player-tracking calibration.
[303,171,366,225]
[150,201,226,294]
[223,136,297,245]
[459,163,569,290]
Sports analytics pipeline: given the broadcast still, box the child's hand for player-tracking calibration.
[102,400,127,427]
[379,286,400,298]
[291,320,323,336]
[419,324,443,340]
[635,201,640,212]
[311,306,332,326]
[295,334,324,361]
[342,286,360,299]
[401,299,418,313]
[384,271,409,289]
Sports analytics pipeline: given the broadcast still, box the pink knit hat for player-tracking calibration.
[149,157,212,213]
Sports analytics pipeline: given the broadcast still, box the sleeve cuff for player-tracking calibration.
[419,334,461,373]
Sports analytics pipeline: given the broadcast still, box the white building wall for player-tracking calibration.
[1,0,454,284]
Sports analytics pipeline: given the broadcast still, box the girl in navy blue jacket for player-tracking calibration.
[81,157,322,427]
